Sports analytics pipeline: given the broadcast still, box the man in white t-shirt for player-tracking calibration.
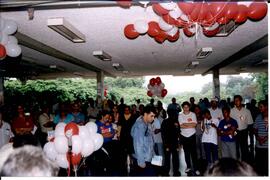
[230,95,253,162]
[178,101,199,175]
[152,116,164,168]
[209,98,223,120]
[0,111,14,149]
[201,109,219,168]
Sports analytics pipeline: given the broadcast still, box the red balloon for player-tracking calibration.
[64,122,79,138]
[235,5,248,24]
[0,44,6,59]
[148,21,161,37]
[152,3,169,16]
[210,2,227,20]
[178,2,195,15]
[248,2,267,21]
[117,0,132,8]
[202,11,215,27]
[167,30,180,42]
[224,2,239,20]
[155,77,162,85]
[217,17,230,25]
[161,89,168,97]
[189,3,203,22]
[183,26,195,37]
[67,152,81,166]
[197,3,209,23]
[162,14,176,26]
[203,26,221,37]
[147,90,153,97]
[154,31,167,44]
[124,24,140,39]
[175,17,189,28]
[150,78,156,86]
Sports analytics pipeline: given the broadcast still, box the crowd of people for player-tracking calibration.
[0,95,268,176]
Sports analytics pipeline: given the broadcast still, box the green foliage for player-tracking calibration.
[251,73,268,101]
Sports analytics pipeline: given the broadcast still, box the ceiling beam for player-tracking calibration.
[15,32,115,77]
[202,34,268,76]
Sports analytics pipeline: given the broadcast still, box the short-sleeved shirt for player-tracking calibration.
[96,120,115,143]
[152,117,163,143]
[72,112,85,124]
[209,108,223,120]
[202,118,219,145]
[254,114,268,148]
[218,118,238,142]
[178,111,197,137]
[12,116,34,134]
[231,107,253,131]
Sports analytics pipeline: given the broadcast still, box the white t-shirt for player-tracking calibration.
[152,117,163,143]
[202,118,219,145]
[209,108,223,120]
[231,107,253,131]
[178,112,197,137]
[0,122,14,149]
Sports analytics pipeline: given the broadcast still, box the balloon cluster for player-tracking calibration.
[123,1,267,43]
[147,77,168,98]
[43,122,103,172]
[0,18,22,59]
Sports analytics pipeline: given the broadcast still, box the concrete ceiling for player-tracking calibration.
[0,1,268,79]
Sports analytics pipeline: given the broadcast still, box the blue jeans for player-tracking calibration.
[203,142,218,165]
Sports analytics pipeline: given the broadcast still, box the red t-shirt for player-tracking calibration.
[12,116,34,134]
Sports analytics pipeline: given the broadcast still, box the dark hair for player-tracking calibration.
[181,101,190,108]
[143,106,156,115]
[100,110,111,117]
[258,100,268,107]
[206,158,257,176]
[234,95,243,102]
[124,105,131,111]
[222,106,231,113]
[203,109,211,115]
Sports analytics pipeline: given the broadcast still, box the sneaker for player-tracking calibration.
[185,168,192,173]
[195,170,200,176]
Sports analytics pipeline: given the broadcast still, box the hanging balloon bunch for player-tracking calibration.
[123,1,267,43]
[43,122,103,175]
[147,77,168,98]
[0,18,22,60]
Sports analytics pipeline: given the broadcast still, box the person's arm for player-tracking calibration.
[180,122,197,128]
[132,124,146,168]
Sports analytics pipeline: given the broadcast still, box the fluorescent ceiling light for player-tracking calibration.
[215,21,238,37]
[196,47,213,59]
[47,17,85,43]
[93,50,112,61]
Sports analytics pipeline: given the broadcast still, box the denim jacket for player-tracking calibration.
[131,116,154,167]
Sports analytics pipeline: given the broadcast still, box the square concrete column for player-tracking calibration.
[96,71,104,108]
[212,69,220,99]
[0,77,4,107]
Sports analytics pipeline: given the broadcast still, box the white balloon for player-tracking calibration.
[134,20,148,34]
[204,22,219,31]
[180,14,189,22]
[160,2,176,10]
[3,19,17,35]
[56,153,69,169]
[92,133,104,151]
[6,44,21,57]
[158,18,173,31]
[55,122,66,137]
[169,7,182,19]
[43,142,58,161]
[7,36,18,45]
[85,122,97,135]
[79,126,90,140]
[0,32,9,45]
[54,135,68,154]
[166,26,178,37]
[71,135,82,154]
[81,138,95,157]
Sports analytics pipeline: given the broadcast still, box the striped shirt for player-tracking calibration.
[254,114,268,148]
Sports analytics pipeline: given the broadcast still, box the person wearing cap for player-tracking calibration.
[209,98,223,121]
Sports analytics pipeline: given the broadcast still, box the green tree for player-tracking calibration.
[251,73,268,101]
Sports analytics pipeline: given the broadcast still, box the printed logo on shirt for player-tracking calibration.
[187,118,192,122]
